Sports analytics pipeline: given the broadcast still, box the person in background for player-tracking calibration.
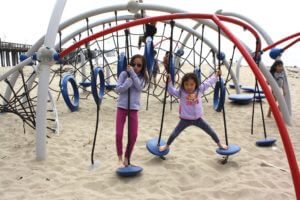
[138,21,157,49]
[267,60,286,118]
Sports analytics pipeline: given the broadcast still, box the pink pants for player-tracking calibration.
[115,107,138,159]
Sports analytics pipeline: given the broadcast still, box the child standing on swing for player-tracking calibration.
[115,54,149,167]
[159,71,227,152]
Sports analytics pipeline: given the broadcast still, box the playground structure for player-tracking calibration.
[0,0,299,198]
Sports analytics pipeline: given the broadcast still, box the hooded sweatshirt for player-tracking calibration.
[168,75,218,120]
[116,68,145,110]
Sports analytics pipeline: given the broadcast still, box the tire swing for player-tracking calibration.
[61,74,79,112]
[146,20,176,158]
[213,77,226,112]
[84,18,105,170]
[214,27,240,163]
[116,29,142,177]
[91,67,105,105]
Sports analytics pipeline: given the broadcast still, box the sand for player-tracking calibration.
[0,65,299,200]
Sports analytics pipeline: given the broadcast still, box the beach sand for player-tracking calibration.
[0,65,299,200]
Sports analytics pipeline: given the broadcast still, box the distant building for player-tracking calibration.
[0,39,32,66]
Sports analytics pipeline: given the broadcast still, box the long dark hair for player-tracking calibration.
[270,60,283,77]
[180,73,199,91]
[129,54,149,86]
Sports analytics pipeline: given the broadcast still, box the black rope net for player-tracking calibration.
[55,19,224,106]
[0,66,58,134]
[0,17,234,132]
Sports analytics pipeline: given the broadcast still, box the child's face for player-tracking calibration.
[183,79,196,94]
[132,57,143,74]
[276,64,284,73]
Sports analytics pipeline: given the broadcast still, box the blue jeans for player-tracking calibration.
[167,118,220,145]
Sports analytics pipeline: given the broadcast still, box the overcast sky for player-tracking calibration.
[0,0,299,66]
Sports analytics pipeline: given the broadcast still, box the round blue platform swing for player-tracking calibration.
[146,54,176,157]
[83,32,107,170]
[241,85,264,93]
[116,165,143,177]
[256,138,277,147]
[116,29,143,177]
[214,33,240,163]
[213,76,241,158]
[249,50,277,147]
[228,94,253,104]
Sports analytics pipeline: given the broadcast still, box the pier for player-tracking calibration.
[0,39,32,67]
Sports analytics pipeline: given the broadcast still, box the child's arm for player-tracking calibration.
[167,75,180,98]
[128,68,145,92]
[115,71,133,93]
[199,71,220,93]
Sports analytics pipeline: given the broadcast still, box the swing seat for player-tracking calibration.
[116,165,143,177]
[79,80,91,87]
[146,138,169,157]
[256,138,276,147]
[241,86,264,93]
[228,94,253,104]
[216,144,241,156]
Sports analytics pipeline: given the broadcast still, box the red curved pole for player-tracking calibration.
[60,13,300,199]
[263,32,300,52]
[283,37,300,51]
[60,13,261,58]
[212,14,299,199]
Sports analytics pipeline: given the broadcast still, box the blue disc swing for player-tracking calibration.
[213,28,241,163]
[146,20,177,158]
[82,18,107,170]
[251,48,276,147]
